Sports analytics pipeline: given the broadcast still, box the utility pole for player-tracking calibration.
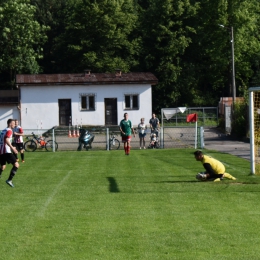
[230,26,236,105]
[219,24,236,113]
[219,24,236,133]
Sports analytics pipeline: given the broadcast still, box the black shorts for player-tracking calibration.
[15,143,24,151]
[209,173,224,179]
[0,153,17,166]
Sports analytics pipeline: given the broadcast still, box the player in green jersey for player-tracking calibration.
[119,113,136,155]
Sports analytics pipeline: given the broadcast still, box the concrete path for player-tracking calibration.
[203,128,250,160]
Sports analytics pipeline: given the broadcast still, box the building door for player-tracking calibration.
[105,98,117,125]
[58,99,71,126]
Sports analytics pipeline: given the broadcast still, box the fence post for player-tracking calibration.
[195,121,197,149]
[203,107,205,125]
[199,126,204,149]
[216,107,219,124]
[160,127,164,149]
[106,128,109,150]
[52,128,55,152]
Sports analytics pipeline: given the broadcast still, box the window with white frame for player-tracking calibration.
[80,93,96,111]
[124,94,139,110]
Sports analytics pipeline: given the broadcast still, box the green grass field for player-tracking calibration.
[1,149,260,260]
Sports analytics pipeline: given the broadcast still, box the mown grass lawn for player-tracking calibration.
[1,149,260,260]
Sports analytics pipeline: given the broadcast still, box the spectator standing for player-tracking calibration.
[149,113,160,137]
[138,118,147,149]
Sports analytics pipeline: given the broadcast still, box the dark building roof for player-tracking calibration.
[0,90,19,104]
[16,72,158,86]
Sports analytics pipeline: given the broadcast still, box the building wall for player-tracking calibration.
[0,106,20,130]
[20,84,152,129]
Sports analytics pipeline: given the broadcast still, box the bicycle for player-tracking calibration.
[24,132,58,152]
[109,132,120,150]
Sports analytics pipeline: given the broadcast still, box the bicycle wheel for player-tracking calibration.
[109,139,120,150]
[24,140,37,152]
[45,140,58,152]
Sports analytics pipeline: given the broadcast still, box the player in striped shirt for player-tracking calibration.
[0,119,19,187]
[13,119,25,162]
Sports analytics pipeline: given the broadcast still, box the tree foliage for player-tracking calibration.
[178,0,260,106]
[30,0,74,73]
[0,0,260,109]
[139,0,199,110]
[51,0,141,73]
[0,0,48,87]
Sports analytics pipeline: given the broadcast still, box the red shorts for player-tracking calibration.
[122,136,131,143]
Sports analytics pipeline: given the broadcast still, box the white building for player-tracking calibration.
[0,90,20,129]
[14,71,158,129]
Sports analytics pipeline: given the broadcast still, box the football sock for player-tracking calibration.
[21,153,24,160]
[224,173,236,180]
[0,168,3,177]
[8,166,18,181]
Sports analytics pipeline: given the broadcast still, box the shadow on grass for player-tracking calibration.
[157,180,260,186]
[107,177,120,193]
[158,180,198,183]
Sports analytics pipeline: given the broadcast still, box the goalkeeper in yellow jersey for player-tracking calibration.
[194,150,236,182]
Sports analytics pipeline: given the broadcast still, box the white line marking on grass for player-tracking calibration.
[38,171,71,217]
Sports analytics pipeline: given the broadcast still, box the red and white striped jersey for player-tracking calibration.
[13,125,24,143]
[0,127,13,154]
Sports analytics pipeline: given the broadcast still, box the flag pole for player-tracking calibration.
[186,113,198,149]
[195,121,197,149]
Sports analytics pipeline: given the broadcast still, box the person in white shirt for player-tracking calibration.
[138,118,147,149]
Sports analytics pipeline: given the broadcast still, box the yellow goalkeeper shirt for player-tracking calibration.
[202,155,225,174]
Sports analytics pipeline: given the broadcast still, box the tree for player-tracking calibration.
[51,0,141,73]
[139,0,199,111]
[179,0,260,106]
[30,0,75,73]
[0,0,48,88]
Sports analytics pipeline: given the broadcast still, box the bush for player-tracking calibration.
[231,102,248,138]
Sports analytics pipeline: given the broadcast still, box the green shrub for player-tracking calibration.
[231,102,248,138]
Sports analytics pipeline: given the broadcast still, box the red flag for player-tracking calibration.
[186,113,198,123]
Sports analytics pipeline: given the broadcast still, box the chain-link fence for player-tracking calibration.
[162,107,218,127]
[161,126,204,149]
[22,126,204,152]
